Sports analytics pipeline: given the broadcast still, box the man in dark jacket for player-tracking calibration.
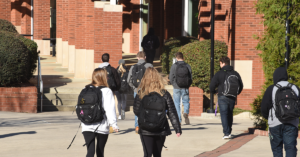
[209,56,243,139]
[261,67,300,157]
[141,28,160,64]
[98,53,121,92]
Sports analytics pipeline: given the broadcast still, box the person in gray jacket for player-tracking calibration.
[169,52,192,125]
[127,51,153,133]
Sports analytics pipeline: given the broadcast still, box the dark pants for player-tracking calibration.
[218,95,235,136]
[82,132,109,157]
[144,49,156,64]
[269,124,298,157]
[140,135,166,157]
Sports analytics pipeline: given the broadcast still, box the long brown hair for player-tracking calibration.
[118,63,127,77]
[91,68,109,87]
[137,67,167,99]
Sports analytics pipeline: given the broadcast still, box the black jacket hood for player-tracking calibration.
[273,67,288,84]
[221,65,234,71]
[147,28,155,36]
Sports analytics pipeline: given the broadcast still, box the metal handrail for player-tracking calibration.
[37,55,44,112]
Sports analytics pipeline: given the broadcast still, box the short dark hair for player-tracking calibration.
[102,53,110,62]
[219,56,230,65]
[175,52,183,59]
[136,51,146,58]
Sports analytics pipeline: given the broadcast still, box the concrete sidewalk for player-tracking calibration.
[0,111,290,157]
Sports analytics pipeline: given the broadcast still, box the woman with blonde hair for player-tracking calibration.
[81,68,119,157]
[133,67,182,157]
[116,59,129,120]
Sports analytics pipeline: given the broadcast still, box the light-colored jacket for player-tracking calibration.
[81,87,119,134]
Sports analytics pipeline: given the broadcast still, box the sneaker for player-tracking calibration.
[121,109,125,120]
[183,113,190,125]
[135,127,139,134]
[118,115,121,120]
[223,135,230,140]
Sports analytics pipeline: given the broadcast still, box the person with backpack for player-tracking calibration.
[261,67,300,157]
[77,68,119,157]
[209,56,243,139]
[169,52,193,125]
[127,51,153,133]
[116,59,129,120]
[98,53,121,92]
[141,28,160,64]
[133,67,182,157]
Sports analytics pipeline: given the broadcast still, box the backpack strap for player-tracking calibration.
[275,84,282,89]
[67,122,82,149]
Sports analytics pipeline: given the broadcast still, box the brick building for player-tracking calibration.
[0,0,264,110]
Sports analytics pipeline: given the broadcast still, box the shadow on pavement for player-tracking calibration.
[115,128,136,135]
[0,131,36,139]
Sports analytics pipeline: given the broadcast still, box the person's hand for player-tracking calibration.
[176,133,181,137]
[113,128,119,133]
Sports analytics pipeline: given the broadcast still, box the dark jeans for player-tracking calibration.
[144,49,156,64]
[218,95,235,136]
[140,135,166,157]
[269,124,298,157]
[82,132,109,157]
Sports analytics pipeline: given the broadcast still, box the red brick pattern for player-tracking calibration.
[0,0,11,21]
[0,86,37,113]
[75,0,86,49]
[11,0,22,27]
[56,0,62,38]
[62,0,68,41]
[68,0,75,45]
[33,0,50,40]
[94,7,104,63]
[21,0,32,36]
[189,87,204,116]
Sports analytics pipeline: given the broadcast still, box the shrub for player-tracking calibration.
[0,31,30,86]
[161,36,198,74]
[0,19,18,34]
[180,40,228,92]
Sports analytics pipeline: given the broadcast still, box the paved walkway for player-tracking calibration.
[0,111,299,157]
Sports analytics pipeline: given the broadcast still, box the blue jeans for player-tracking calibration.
[173,88,190,123]
[269,124,298,157]
[134,92,139,127]
[218,95,235,136]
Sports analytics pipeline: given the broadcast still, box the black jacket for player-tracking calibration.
[133,90,182,136]
[141,28,160,50]
[261,67,300,119]
[209,65,243,96]
[110,66,121,92]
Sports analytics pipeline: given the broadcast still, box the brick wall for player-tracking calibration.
[62,0,68,41]
[0,0,11,21]
[75,0,86,49]
[68,0,75,45]
[21,0,32,36]
[56,0,62,39]
[94,7,104,63]
[11,0,22,27]
[33,0,50,40]
[0,86,37,113]
[189,87,204,116]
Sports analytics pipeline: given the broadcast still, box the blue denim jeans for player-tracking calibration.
[134,92,139,127]
[218,95,235,136]
[269,124,298,157]
[173,88,190,123]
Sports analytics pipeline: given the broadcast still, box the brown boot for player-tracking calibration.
[183,113,190,125]
[135,126,139,134]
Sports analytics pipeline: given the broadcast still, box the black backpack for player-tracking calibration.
[118,70,130,93]
[138,92,167,132]
[104,65,117,90]
[175,62,192,88]
[76,86,105,125]
[143,36,155,50]
[132,63,146,88]
[222,70,240,98]
[274,83,300,121]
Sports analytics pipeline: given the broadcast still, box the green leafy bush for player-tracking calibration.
[0,31,30,86]
[0,19,18,34]
[180,40,228,92]
[251,0,300,130]
[161,36,198,74]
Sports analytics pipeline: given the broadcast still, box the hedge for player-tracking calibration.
[0,19,18,34]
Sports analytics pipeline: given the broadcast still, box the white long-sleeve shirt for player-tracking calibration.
[81,87,119,134]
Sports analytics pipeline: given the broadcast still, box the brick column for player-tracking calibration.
[102,5,123,68]
[62,0,69,67]
[11,0,22,33]
[33,0,50,55]
[130,0,140,54]
[189,87,204,116]
[68,0,76,72]
[56,0,63,63]
[21,0,32,38]
[0,0,11,21]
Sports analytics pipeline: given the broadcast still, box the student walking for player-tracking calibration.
[81,68,119,157]
[169,52,193,125]
[261,67,300,157]
[116,59,129,120]
[209,56,243,139]
[141,28,160,64]
[133,67,182,157]
[127,51,153,133]
[98,53,121,92]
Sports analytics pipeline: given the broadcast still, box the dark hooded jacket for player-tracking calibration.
[141,28,160,50]
[133,90,182,136]
[209,65,243,97]
[261,67,300,119]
